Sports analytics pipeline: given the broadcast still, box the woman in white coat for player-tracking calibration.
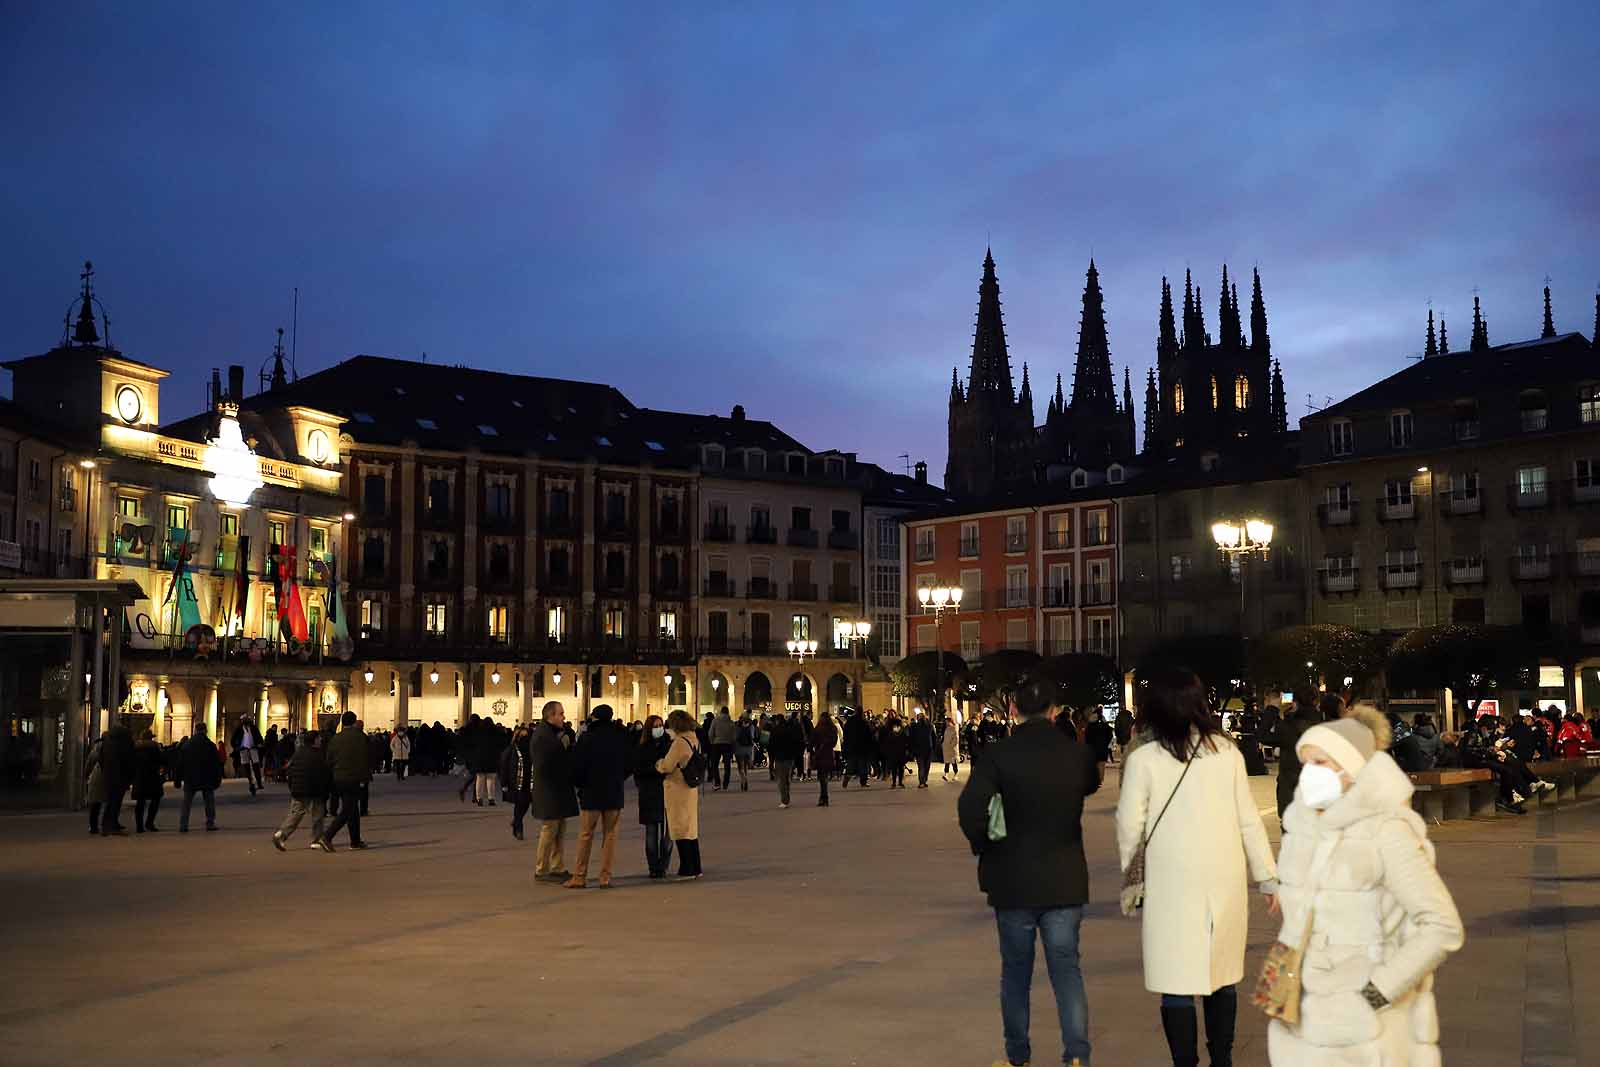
[1269,706,1463,1066]
[1116,667,1277,1067]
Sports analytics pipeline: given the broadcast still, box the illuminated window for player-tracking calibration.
[221,513,238,536]
[310,526,326,554]
[1210,376,1219,409]
[1172,382,1185,414]
[547,604,567,642]
[603,606,625,641]
[1234,375,1250,409]
[268,519,286,545]
[486,603,508,640]
[117,496,141,519]
[425,602,448,636]
[167,503,189,530]
[658,609,678,641]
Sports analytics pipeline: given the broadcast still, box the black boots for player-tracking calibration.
[1160,1004,1199,1067]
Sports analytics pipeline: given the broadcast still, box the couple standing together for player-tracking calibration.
[958,668,1463,1067]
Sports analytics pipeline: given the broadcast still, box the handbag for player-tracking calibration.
[986,792,1007,841]
[1253,832,1342,1026]
[1119,746,1195,916]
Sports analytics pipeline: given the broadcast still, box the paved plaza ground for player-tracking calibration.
[1,763,1596,1066]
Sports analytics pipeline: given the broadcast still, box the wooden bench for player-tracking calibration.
[1527,755,1600,804]
[1409,769,1495,822]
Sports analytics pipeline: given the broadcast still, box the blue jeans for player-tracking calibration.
[995,906,1091,1066]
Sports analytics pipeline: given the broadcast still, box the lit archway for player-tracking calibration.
[743,671,773,713]
[785,673,814,716]
[825,673,853,714]
[702,670,732,712]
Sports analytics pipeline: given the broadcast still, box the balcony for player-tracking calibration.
[1316,500,1358,527]
[1453,419,1480,442]
[1042,585,1075,608]
[958,537,980,559]
[14,552,89,578]
[1084,526,1111,547]
[1319,570,1358,593]
[1379,565,1422,591]
[599,571,630,594]
[827,528,860,551]
[1443,558,1486,585]
[360,561,388,582]
[57,486,78,513]
[789,581,818,601]
[829,584,861,604]
[654,516,686,543]
[1044,529,1072,550]
[653,575,685,598]
[1508,482,1551,511]
[746,524,777,545]
[542,512,577,538]
[1378,498,1415,521]
[419,562,458,590]
[1443,490,1482,517]
[1511,554,1554,581]
[1567,480,1600,507]
[482,565,516,591]
[745,577,777,599]
[24,482,47,506]
[1080,582,1114,607]
[1573,552,1600,578]
[787,528,820,549]
[539,570,577,594]
[1002,587,1035,609]
[420,505,454,530]
[1005,532,1028,553]
[1522,408,1550,433]
[361,501,389,522]
[1163,518,1193,540]
[703,575,737,598]
[913,541,936,562]
[704,521,737,543]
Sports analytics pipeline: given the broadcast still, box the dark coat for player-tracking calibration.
[907,718,935,759]
[878,723,908,764]
[1084,720,1114,762]
[325,727,372,787]
[632,734,673,824]
[178,735,223,791]
[502,736,532,793]
[100,725,136,790]
[957,717,1101,910]
[769,717,805,762]
[287,744,332,799]
[529,721,579,820]
[131,738,165,800]
[810,717,840,772]
[1274,705,1318,805]
[572,720,630,811]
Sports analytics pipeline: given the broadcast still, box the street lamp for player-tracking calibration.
[1213,518,1274,705]
[786,638,818,662]
[552,669,563,687]
[608,668,618,687]
[429,665,439,684]
[917,584,963,719]
[490,668,501,685]
[363,666,374,684]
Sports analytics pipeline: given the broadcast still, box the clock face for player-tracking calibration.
[115,385,142,423]
[307,429,330,463]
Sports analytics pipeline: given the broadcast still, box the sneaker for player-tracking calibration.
[271,832,287,853]
[349,842,370,850]
[778,802,789,809]
[1512,790,1527,805]
[1536,780,1557,794]
[312,838,336,852]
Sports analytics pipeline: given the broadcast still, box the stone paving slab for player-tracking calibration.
[0,766,1593,1065]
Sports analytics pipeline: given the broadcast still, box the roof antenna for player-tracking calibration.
[290,286,299,382]
[898,452,912,477]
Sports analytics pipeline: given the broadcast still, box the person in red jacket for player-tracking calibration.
[1556,710,1593,759]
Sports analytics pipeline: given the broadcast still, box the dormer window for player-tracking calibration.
[1389,410,1413,448]
[1107,464,1125,485]
[1453,400,1480,441]
[825,457,845,479]
[703,444,724,470]
[787,453,806,476]
[1521,390,1549,433]
[1071,469,1089,489]
[745,449,766,473]
[1329,418,1354,456]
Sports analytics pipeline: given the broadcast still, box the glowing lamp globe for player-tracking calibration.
[205,404,264,507]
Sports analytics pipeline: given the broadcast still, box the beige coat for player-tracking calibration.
[1116,733,1276,995]
[655,733,701,841]
[1268,752,1463,1067]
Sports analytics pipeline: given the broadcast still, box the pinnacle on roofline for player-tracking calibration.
[1543,286,1556,339]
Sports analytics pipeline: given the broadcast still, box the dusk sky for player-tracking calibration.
[3,3,1596,480]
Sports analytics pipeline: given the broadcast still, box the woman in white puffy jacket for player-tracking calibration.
[1269,705,1464,1066]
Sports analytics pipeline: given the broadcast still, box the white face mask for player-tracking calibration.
[651,726,666,739]
[1299,763,1346,810]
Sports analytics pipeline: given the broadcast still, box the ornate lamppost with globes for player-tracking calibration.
[916,584,963,719]
[1211,519,1273,705]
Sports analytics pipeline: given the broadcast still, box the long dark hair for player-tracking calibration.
[1136,665,1223,762]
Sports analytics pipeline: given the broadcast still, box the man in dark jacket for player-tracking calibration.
[177,722,224,832]
[98,723,136,835]
[530,700,578,879]
[1273,699,1318,819]
[131,729,166,832]
[1082,708,1114,766]
[768,712,804,807]
[842,709,874,788]
[958,678,1099,1067]
[566,705,630,888]
[273,731,331,850]
[317,712,372,851]
[907,710,936,788]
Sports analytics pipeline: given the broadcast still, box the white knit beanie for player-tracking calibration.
[1297,705,1390,776]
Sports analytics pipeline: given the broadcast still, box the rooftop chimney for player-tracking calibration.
[914,460,927,484]
[211,368,223,408]
[227,365,245,403]
[731,404,746,422]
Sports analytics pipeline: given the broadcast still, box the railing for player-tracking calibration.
[1319,570,1358,593]
[914,541,936,562]
[1454,419,1480,442]
[360,561,388,582]
[958,538,979,558]
[1379,565,1422,590]
[1510,554,1554,581]
[745,578,777,599]
[653,576,684,598]
[362,501,389,521]
[420,506,453,529]
[1003,587,1034,608]
[704,521,737,543]
[1006,532,1028,552]
[9,552,89,578]
[654,518,686,542]
[829,584,860,603]
[1442,558,1486,585]
[696,637,854,657]
[419,563,459,589]
[599,572,630,593]
[1044,529,1072,550]
[746,524,777,545]
[1522,409,1550,432]
[1163,517,1193,539]
[1572,551,1600,578]
[481,509,518,532]
[789,581,818,601]
[1042,585,1074,608]
[1378,498,1415,521]
[482,566,516,590]
[787,528,820,549]
[1083,636,1116,658]
[1507,482,1551,511]
[58,486,78,513]
[1316,500,1358,526]
[703,576,737,597]
[1442,490,1482,516]
[1084,526,1111,547]
[600,516,633,540]
[1080,582,1113,606]
[1566,480,1600,507]
[827,529,860,551]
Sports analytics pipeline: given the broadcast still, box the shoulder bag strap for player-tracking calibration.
[1143,745,1197,845]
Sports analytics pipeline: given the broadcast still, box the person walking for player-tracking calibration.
[317,712,372,851]
[634,714,675,878]
[567,705,630,888]
[530,700,578,880]
[907,708,935,788]
[177,722,224,832]
[1083,708,1114,767]
[1273,698,1319,821]
[733,711,755,792]
[812,709,839,807]
[131,728,166,832]
[769,711,801,808]
[879,714,909,788]
[1115,667,1276,1067]
[231,715,266,796]
[85,736,107,835]
[506,723,533,840]
[273,731,331,851]
[390,726,411,780]
[941,713,961,780]
[708,705,738,791]
[98,723,136,835]
[844,708,875,788]
[1268,706,1464,1066]
[958,678,1101,1067]
[655,709,704,879]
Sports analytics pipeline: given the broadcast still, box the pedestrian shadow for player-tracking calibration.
[1470,904,1600,929]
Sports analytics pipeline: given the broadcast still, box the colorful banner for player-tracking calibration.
[273,543,310,643]
[312,550,352,659]
[161,527,202,645]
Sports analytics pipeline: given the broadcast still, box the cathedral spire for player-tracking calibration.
[1439,317,1449,355]
[949,366,962,404]
[1070,259,1117,413]
[1543,285,1556,338]
[1470,295,1489,352]
[1144,367,1159,451]
[1158,276,1178,361]
[1250,268,1270,355]
[966,248,1016,398]
[1218,265,1235,344]
[1594,294,1599,351]
[1425,309,1437,358]
[1019,362,1034,421]
[1182,269,1194,347]
[1270,359,1287,433]
[1123,366,1133,412]
[270,327,289,391]
[1054,372,1065,414]
[71,260,100,346]
[1193,282,1207,345]
[1232,282,1244,346]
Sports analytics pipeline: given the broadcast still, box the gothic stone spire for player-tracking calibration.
[1019,362,1034,422]
[967,248,1016,398]
[1158,276,1178,361]
[72,260,99,346]
[1470,295,1489,352]
[1070,259,1117,413]
[1425,309,1437,358]
[1543,285,1556,339]
[1144,367,1159,451]
[1270,359,1287,433]
[1439,317,1449,355]
[1250,268,1270,355]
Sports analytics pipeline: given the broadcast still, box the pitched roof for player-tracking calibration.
[1312,333,1593,420]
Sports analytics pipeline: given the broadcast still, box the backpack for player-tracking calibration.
[679,744,706,788]
[736,722,754,747]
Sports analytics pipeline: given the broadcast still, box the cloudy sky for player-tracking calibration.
[3,2,1596,479]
